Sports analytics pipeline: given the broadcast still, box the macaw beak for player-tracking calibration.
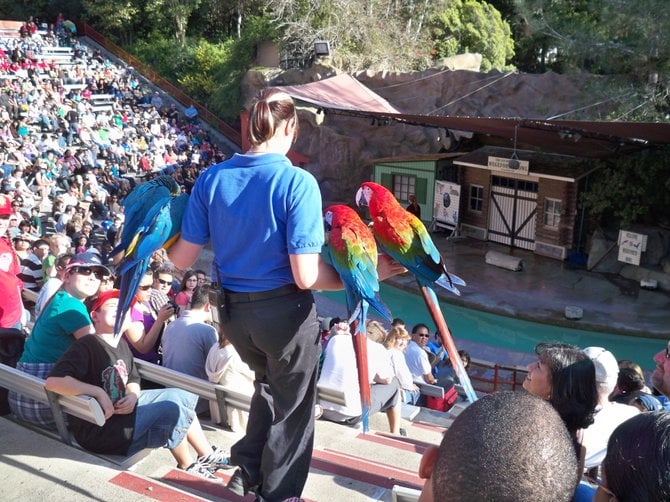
[323,211,333,232]
[356,187,368,207]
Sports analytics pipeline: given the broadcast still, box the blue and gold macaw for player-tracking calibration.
[112,176,187,337]
[323,204,392,432]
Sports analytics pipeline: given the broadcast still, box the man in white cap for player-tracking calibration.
[581,346,639,472]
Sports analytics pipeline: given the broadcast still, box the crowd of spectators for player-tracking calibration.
[2,17,669,501]
[0,21,227,330]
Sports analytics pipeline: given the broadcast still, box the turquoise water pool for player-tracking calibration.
[320,283,663,370]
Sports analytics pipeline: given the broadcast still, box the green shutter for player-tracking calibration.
[415,176,427,203]
[380,172,392,190]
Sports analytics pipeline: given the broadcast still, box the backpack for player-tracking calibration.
[0,328,26,415]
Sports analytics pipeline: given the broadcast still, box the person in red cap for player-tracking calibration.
[45,289,231,479]
[0,193,24,330]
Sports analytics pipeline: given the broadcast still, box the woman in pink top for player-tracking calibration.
[174,269,198,308]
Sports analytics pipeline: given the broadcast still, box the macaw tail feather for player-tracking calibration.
[419,285,478,403]
[113,256,150,339]
[435,272,467,297]
[368,293,392,323]
[350,304,372,433]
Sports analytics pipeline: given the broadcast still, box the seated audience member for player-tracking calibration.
[162,285,217,381]
[34,252,74,317]
[151,266,174,308]
[417,391,578,502]
[581,347,639,472]
[617,359,652,393]
[595,412,670,501]
[44,290,231,479]
[0,194,23,330]
[42,233,71,280]
[523,343,598,472]
[174,269,198,308]
[9,252,106,429]
[205,331,255,432]
[610,366,662,410]
[124,270,174,364]
[318,320,401,434]
[383,325,420,405]
[425,331,447,376]
[436,349,471,385]
[405,323,438,384]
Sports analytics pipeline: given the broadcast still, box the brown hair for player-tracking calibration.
[247,88,298,147]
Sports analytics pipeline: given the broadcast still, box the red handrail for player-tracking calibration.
[77,22,241,147]
[468,359,527,394]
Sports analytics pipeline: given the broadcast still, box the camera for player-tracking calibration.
[167,299,180,316]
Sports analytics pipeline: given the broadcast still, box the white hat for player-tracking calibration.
[583,346,619,385]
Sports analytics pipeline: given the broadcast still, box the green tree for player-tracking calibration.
[513,0,670,120]
[427,0,515,71]
[581,148,670,227]
[82,0,142,45]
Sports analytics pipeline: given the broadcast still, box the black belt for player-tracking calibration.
[222,284,300,303]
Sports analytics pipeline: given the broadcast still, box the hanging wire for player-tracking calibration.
[427,71,515,115]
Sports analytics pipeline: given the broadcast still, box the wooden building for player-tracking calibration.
[373,146,600,260]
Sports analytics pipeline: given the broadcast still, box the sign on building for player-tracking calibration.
[487,156,530,175]
[433,181,460,228]
[617,230,648,266]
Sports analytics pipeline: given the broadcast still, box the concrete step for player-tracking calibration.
[2,405,449,501]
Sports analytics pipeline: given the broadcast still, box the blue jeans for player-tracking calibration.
[126,388,197,456]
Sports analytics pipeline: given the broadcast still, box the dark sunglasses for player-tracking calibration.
[417,333,430,338]
[138,284,152,291]
[157,279,171,286]
[70,266,106,280]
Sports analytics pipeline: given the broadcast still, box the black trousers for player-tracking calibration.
[222,289,320,501]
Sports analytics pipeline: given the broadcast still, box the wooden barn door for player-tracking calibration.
[487,176,538,250]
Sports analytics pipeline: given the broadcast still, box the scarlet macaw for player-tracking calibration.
[324,205,392,432]
[356,182,477,403]
[112,176,187,337]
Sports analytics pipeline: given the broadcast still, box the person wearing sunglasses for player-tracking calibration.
[9,251,110,429]
[405,323,439,385]
[123,269,175,365]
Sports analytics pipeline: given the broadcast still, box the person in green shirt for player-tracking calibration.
[9,251,108,429]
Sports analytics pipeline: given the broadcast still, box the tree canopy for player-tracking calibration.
[428,0,515,71]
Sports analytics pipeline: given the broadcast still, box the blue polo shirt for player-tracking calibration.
[181,153,324,292]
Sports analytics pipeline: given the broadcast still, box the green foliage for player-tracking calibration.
[269,0,434,72]
[581,148,670,227]
[128,16,275,121]
[513,0,670,120]
[428,0,515,71]
[82,0,142,45]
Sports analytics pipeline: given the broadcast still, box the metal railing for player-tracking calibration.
[77,22,241,147]
[468,358,528,394]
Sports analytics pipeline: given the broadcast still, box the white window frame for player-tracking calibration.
[543,198,561,228]
[393,174,416,202]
